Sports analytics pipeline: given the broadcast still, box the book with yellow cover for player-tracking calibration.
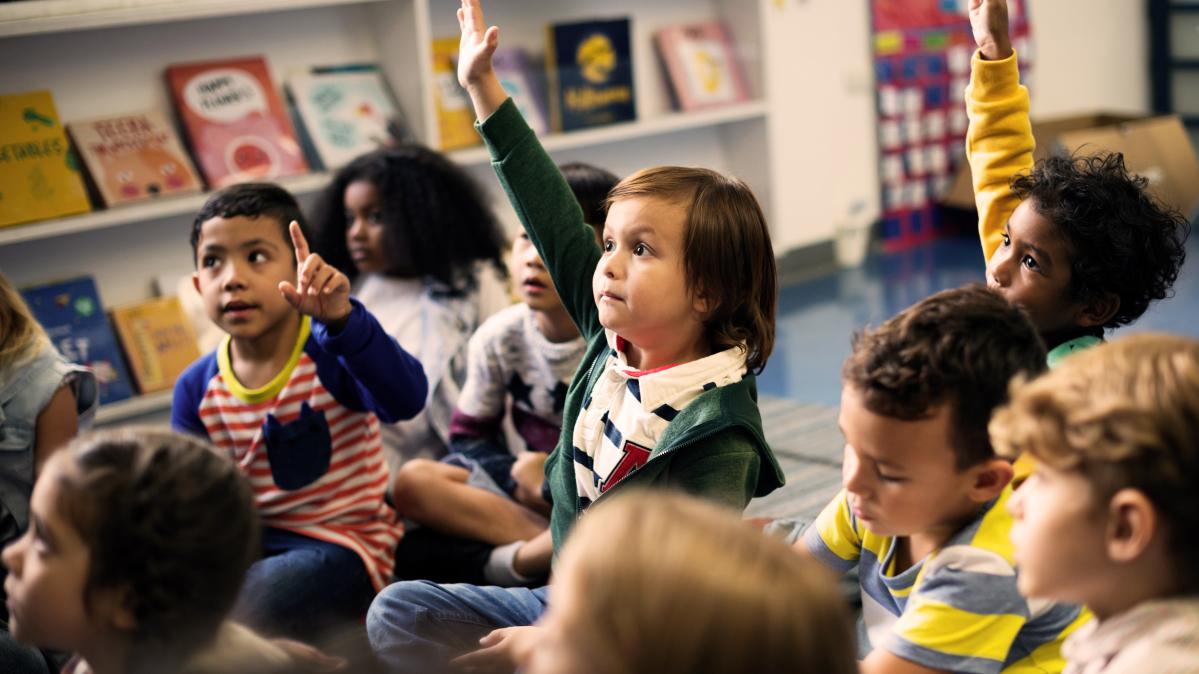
[430,36,482,150]
[0,90,92,227]
[109,296,201,395]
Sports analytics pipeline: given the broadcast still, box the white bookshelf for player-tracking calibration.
[95,390,173,425]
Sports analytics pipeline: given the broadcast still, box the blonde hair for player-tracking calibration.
[990,333,1199,589]
[0,271,48,371]
[555,490,856,674]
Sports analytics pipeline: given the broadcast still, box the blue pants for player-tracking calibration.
[232,527,377,642]
[366,580,549,674]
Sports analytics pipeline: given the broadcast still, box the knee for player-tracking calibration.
[366,580,432,646]
[391,459,443,515]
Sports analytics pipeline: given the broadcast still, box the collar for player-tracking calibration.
[603,330,747,410]
[1063,597,1199,667]
[218,316,311,403]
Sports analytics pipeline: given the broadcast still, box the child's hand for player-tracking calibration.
[278,221,353,330]
[457,0,499,91]
[450,626,541,673]
[510,452,549,510]
[968,0,1013,61]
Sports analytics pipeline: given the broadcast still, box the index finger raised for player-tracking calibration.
[289,221,310,262]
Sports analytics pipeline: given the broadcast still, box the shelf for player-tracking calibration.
[95,390,173,425]
[448,100,769,165]
[0,172,333,246]
[0,0,389,38]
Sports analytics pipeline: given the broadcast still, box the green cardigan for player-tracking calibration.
[477,99,785,556]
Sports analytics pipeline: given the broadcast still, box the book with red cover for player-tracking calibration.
[166,56,308,188]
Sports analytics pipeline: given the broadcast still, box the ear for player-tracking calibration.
[1075,291,1120,328]
[1105,488,1157,564]
[967,458,1014,503]
[691,286,712,318]
[191,271,202,295]
[91,584,139,633]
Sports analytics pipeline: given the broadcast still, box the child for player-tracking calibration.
[364,2,784,671]
[172,182,428,642]
[1,428,297,674]
[798,285,1091,674]
[992,334,1199,673]
[0,271,96,674]
[517,489,857,674]
[310,145,510,467]
[389,163,618,586]
[967,0,1188,363]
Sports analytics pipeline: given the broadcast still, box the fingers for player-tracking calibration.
[290,220,310,264]
[278,281,301,309]
[462,0,485,34]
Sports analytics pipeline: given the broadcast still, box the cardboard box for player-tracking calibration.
[943,113,1199,219]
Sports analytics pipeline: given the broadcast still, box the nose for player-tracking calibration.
[988,247,1013,288]
[1006,481,1025,519]
[221,258,247,291]
[347,216,367,242]
[842,445,871,497]
[597,248,623,279]
[2,532,26,575]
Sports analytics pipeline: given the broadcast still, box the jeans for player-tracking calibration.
[232,527,377,642]
[366,580,549,674]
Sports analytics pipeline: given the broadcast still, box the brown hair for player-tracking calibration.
[54,429,259,657]
[990,333,1199,590]
[842,284,1046,468]
[555,490,857,674]
[607,167,776,373]
[0,271,49,372]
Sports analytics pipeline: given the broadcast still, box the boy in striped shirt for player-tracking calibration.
[799,286,1091,674]
[172,183,427,642]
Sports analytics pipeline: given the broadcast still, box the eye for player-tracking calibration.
[344,210,356,226]
[160,162,177,175]
[603,239,614,252]
[201,255,219,268]
[519,232,530,241]
[1021,255,1039,271]
[632,243,648,256]
[249,251,268,263]
[1001,233,1011,246]
[368,210,384,225]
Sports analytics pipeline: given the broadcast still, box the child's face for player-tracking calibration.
[987,200,1084,334]
[513,232,568,315]
[838,384,989,539]
[593,197,705,347]
[1007,464,1111,605]
[2,457,99,651]
[192,215,297,341]
[344,179,389,276]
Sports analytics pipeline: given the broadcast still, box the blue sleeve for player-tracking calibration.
[309,298,428,423]
[171,354,216,439]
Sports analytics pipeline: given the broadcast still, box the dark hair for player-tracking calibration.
[190,182,305,264]
[843,285,1047,468]
[606,167,776,374]
[560,162,620,236]
[310,145,507,289]
[1011,152,1190,329]
[55,429,258,656]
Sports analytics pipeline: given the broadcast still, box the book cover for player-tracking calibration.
[430,36,482,151]
[166,56,308,188]
[491,47,550,136]
[109,296,201,395]
[67,109,202,207]
[286,64,404,170]
[0,90,91,227]
[546,17,635,132]
[20,277,134,406]
[654,21,751,111]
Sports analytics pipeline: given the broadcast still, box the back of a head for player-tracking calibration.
[190,182,305,262]
[1011,152,1190,329]
[843,284,1047,468]
[606,166,777,373]
[55,429,259,659]
[559,162,620,236]
[559,491,857,674]
[990,333,1199,589]
[0,270,48,371]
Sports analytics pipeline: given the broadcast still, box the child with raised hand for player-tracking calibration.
[1,428,313,674]
[992,334,1199,673]
[388,162,617,587]
[310,146,510,467]
[364,1,784,670]
[797,285,1090,674]
[967,0,1188,362]
[519,489,857,674]
[172,183,428,642]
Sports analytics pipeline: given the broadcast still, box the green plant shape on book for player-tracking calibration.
[23,107,55,129]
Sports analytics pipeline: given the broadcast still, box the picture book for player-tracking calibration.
[654,21,751,111]
[20,276,133,406]
[546,17,635,132]
[0,90,91,227]
[109,296,201,395]
[491,47,550,136]
[286,64,404,170]
[166,56,308,188]
[68,109,202,207]
[430,36,482,150]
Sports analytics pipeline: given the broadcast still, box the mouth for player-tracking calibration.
[522,277,548,293]
[221,300,258,316]
[349,249,371,262]
[598,290,624,303]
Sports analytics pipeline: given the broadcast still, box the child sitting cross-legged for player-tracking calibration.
[992,334,1199,673]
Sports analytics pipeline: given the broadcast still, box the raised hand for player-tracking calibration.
[456,0,509,121]
[968,0,1012,61]
[278,221,352,329]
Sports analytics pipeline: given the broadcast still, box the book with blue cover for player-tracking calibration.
[546,17,635,132]
[21,277,134,406]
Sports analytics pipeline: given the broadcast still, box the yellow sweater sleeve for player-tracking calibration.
[965,51,1034,263]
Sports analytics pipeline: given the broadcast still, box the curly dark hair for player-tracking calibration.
[843,285,1047,468]
[1011,152,1190,329]
[55,429,258,658]
[309,145,507,289]
[190,182,306,265]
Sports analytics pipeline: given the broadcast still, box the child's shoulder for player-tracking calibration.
[473,301,528,343]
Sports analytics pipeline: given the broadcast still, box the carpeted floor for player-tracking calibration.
[745,396,844,520]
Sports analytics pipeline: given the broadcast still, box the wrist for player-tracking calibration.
[322,305,352,334]
[980,38,1013,61]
